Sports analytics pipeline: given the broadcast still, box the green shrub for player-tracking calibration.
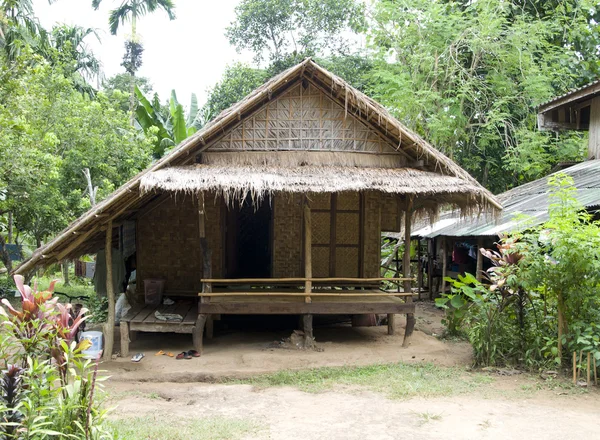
[0,275,111,439]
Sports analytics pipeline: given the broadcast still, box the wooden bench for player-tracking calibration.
[119,301,198,357]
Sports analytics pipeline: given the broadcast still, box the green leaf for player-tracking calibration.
[187,93,199,127]
[450,295,466,309]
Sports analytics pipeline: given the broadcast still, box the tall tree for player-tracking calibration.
[226,0,365,63]
[92,0,175,123]
[366,0,598,192]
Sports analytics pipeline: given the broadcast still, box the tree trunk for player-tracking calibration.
[129,11,138,126]
[62,260,70,286]
[557,290,566,364]
[7,212,13,244]
[0,234,13,274]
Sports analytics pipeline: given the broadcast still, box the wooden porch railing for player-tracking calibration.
[198,277,416,300]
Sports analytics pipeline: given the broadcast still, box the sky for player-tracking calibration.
[33,0,254,106]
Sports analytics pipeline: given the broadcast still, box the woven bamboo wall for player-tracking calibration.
[381,194,400,232]
[209,83,391,154]
[362,191,381,278]
[136,193,222,293]
[272,193,303,277]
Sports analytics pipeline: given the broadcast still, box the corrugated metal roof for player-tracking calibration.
[413,160,600,238]
[538,78,600,110]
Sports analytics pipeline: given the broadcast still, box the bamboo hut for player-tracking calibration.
[15,59,500,358]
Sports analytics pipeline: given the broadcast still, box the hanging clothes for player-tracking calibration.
[94,248,126,296]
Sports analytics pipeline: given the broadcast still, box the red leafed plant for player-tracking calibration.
[1,275,89,366]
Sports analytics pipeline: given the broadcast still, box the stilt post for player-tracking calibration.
[103,221,115,359]
[402,197,415,347]
[196,192,212,352]
[441,237,448,296]
[476,237,484,282]
[303,197,312,303]
[198,192,212,300]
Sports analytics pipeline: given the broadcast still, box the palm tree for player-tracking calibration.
[92,0,176,123]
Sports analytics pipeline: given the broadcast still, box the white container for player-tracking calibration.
[81,331,103,359]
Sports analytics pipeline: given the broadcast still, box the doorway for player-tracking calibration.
[225,197,273,278]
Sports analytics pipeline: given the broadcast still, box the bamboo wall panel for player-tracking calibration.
[312,247,330,278]
[309,193,331,210]
[272,194,303,277]
[337,192,360,210]
[381,194,400,232]
[336,213,359,245]
[312,212,331,245]
[209,83,390,154]
[336,248,359,278]
[136,193,222,293]
[363,192,381,278]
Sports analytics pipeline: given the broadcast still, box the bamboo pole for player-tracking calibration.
[441,237,447,296]
[476,237,484,282]
[200,277,415,283]
[304,198,312,303]
[198,292,416,297]
[573,351,577,384]
[587,352,591,386]
[403,197,415,348]
[103,221,115,360]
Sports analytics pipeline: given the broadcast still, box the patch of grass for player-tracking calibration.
[414,411,443,426]
[232,362,493,399]
[107,415,262,440]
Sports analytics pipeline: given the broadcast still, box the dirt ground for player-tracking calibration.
[106,379,600,440]
[105,303,467,382]
[103,304,600,439]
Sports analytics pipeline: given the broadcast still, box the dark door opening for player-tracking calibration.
[225,197,272,278]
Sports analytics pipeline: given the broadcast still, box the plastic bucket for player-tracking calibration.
[81,331,103,359]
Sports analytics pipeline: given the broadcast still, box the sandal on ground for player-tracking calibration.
[131,353,145,362]
[176,351,192,360]
[155,350,165,356]
[187,350,201,358]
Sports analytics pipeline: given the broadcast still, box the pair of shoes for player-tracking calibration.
[176,350,200,360]
[155,350,174,357]
[131,353,145,362]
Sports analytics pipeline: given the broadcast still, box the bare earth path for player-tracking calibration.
[106,379,600,440]
[103,304,600,438]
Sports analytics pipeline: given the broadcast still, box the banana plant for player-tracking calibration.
[135,86,202,158]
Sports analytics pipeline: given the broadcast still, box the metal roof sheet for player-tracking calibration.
[413,160,600,238]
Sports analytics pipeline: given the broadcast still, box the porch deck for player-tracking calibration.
[119,290,415,357]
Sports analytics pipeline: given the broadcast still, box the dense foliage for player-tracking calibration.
[0,276,110,438]
[438,176,600,369]
[367,0,598,192]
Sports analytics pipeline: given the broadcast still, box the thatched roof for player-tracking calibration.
[140,165,492,208]
[15,58,501,275]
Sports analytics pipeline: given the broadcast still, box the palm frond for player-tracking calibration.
[108,4,133,35]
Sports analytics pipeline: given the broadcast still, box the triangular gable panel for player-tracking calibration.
[208,82,395,154]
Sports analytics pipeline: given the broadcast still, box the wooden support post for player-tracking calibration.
[594,357,598,386]
[193,314,208,353]
[103,221,115,359]
[120,321,130,357]
[573,351,577,385]
[441,237,448,296]
[387,314,395,335]
[402,198,415,348]
[417,239,423,300]
[476,237,484,282]
[587,352,591,386]
[304,198,312,303]
[428,239,434,300]
[198,193,212,302]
